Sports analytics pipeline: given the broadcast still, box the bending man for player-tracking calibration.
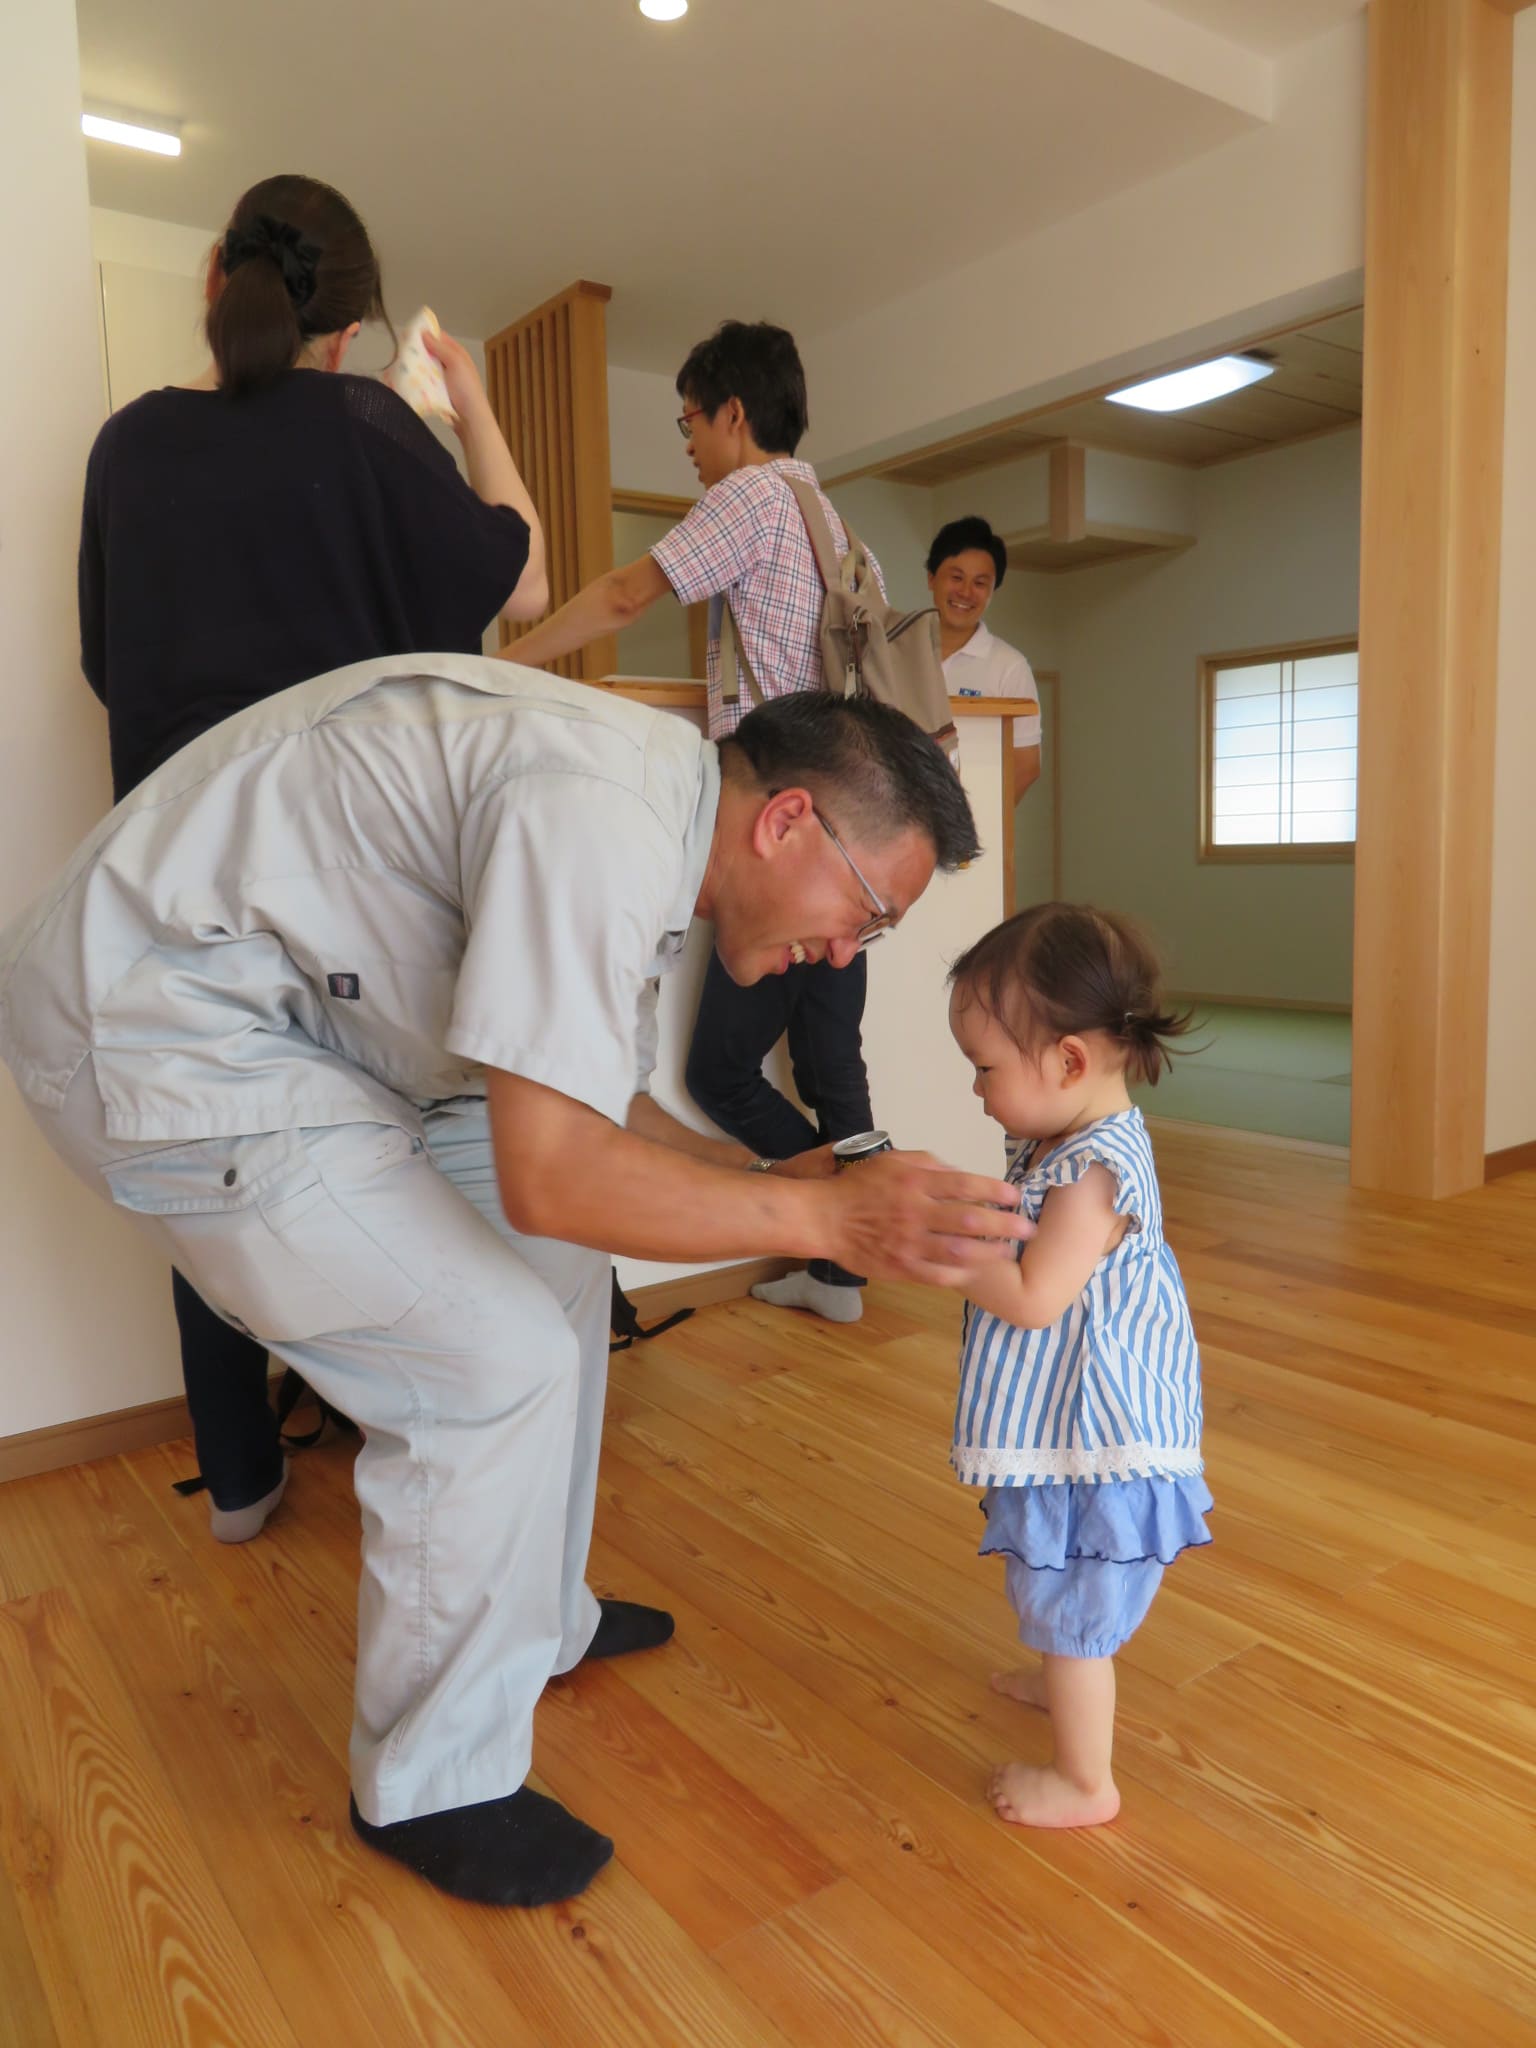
[0,655,1027,1911]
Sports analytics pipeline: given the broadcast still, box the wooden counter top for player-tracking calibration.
[589,678,1039,718]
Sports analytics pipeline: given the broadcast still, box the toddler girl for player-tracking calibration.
[947,903,1209,1828]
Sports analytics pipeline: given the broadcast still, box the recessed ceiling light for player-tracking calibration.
[639,0,688,18]
[82,112,181,157]
[1107,356,1273,414]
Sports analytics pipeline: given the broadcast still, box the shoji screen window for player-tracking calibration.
[1200,640,1358,861]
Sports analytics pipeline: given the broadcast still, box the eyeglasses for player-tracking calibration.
[815,809,897,949]
[676,407,707,441]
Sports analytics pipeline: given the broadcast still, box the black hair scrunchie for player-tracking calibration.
[221,214,321,319]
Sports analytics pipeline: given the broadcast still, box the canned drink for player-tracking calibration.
[832,1130,894,1168]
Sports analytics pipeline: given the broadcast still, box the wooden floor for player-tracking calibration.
[2,1126,1535,2048]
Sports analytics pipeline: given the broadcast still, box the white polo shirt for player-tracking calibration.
[942,621,1042,760]
[0,655,718,1142]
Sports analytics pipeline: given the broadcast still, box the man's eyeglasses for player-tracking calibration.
[676,407,707,441]
[815,809,897,949]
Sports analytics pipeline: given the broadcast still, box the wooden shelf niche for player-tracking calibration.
[1004,443,1194,573]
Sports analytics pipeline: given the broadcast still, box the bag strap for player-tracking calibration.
[719,596,763,708]
[275,1365,358,1449]
[782,475,850,591]
[720,473,859,705]
[169,1365,355,1498]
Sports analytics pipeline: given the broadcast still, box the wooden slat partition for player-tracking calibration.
[485,280,616,679]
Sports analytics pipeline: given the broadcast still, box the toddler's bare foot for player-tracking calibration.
[990,1666,1048,1710]
[988,1762,1120,1829]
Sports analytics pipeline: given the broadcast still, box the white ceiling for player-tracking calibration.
[77,0,1351,371]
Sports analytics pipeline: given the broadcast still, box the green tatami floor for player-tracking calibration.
[1133,1002,1352,1147]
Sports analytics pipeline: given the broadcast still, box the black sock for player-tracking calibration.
[349,1785,612,1907]
[583,1598,676,1661]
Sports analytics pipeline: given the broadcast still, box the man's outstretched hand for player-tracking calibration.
[815,1149,1031,1290]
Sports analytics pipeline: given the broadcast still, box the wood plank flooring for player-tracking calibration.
[1,1125,1533,2046]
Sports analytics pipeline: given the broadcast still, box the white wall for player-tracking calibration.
[988,568,1069,678]
[609,364,696,497]
[611,507,696,677]
[90,207,217,409]
[996,427,1361,1006]
[804,18,1366,479]
[1,3,183,1438]
[931,457,1051,541]
[1487,11,1536,1154]
[1083,449,1198,534]
[832,476,941,611]
[91,205,218,274]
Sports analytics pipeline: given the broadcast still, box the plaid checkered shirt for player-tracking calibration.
[649,459,884,740]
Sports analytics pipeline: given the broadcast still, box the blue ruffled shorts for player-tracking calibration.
[980,1473,1213,1659]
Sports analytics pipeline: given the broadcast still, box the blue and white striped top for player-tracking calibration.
[952,1107,1202,1488]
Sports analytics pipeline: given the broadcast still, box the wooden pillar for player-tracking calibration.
[485,280,617,680]
[1048,443,1086,543]
[1351,0,1515,1197]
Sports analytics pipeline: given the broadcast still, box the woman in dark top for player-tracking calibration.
[79,173,546,1539]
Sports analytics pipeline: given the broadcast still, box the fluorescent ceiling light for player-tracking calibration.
[82,112,181,157]
[639,0,688,17]
[1107,356,1273,413]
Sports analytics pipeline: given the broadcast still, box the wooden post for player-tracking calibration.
[1048,443,1086,543]
[1351,0,1514,1197]
[485,281,617,681]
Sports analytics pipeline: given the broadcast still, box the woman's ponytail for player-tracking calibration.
[207,219,307,397]
[206,176,386,398]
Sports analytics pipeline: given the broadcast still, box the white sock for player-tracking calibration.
[208,1465,288,1545]
[750,1271,864,1324]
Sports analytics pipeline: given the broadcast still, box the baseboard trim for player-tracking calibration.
[0,1258,790,1487]
[1485,1140,1536,1181]
[620,1256,794,1327]
[1142,1114,1350,1161]
[0,1388,199,1488]
[1167,989,1353,1017]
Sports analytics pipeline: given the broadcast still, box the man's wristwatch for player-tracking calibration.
[745,1156,776,1174]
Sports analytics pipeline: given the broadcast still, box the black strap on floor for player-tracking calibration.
[170,1367,357,1496]
[609,1270,694,1353]
[177,1277,681,1497]
[274,1366,359,1450]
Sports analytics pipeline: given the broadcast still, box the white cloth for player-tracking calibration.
[941,620,1042,759]
[1,653,723,1823]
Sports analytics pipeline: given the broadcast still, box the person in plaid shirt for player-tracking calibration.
[509,321,884,1324]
